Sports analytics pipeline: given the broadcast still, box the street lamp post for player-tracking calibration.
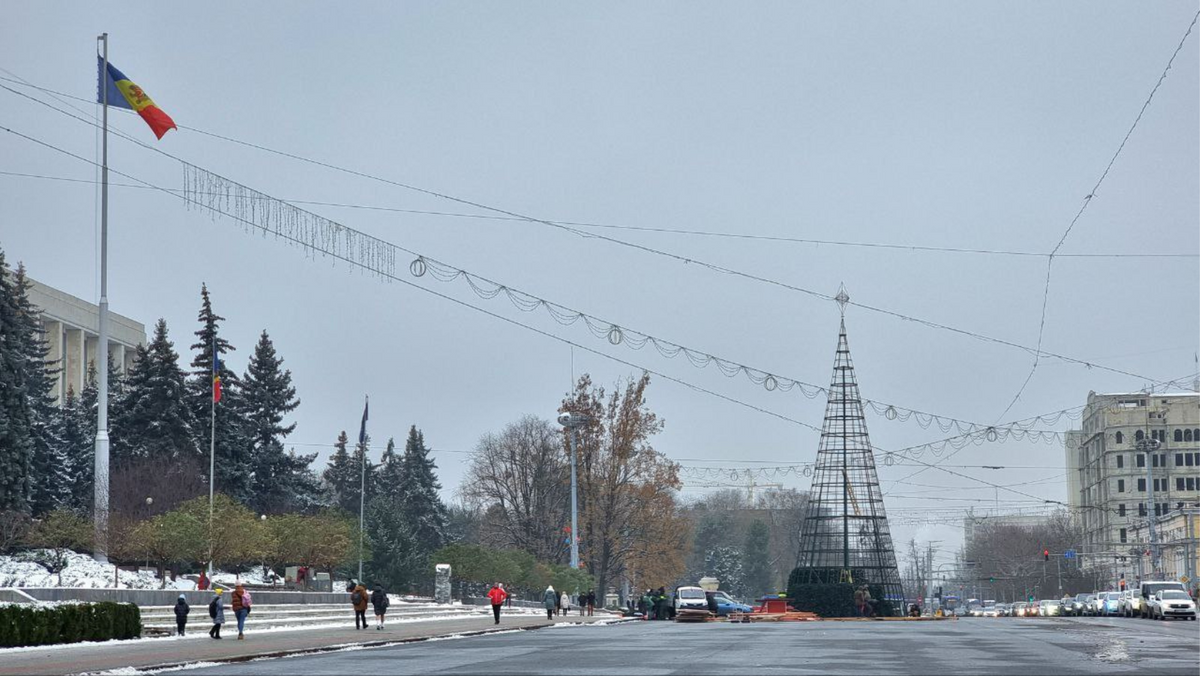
[1137,437,1162,577]
[557,412,590,570]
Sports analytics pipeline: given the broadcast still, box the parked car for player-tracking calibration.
[1039,600,1062,617]
[1119,588,1143,618]
[1099,591,1122,616]
[1137,581,1188,619]
[712,590,753,616]
[1147,590,1197,621]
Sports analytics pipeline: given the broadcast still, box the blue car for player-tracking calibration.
[713,591,753,616]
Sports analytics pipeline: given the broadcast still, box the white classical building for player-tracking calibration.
[1065,391,1200,569]
[26,276,145,405]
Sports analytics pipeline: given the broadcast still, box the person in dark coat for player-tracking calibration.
[543,586,558,620]
[173,594,190,636]
[586,590,596,616]
[370,585,390,630]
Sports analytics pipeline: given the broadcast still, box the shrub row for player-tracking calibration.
[0,602,141,647]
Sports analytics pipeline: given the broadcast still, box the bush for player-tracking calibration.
[0,602,141,647]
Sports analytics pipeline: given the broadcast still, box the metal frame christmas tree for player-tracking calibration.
[795,285,904,610]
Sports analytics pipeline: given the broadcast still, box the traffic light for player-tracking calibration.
[1043,549,1049,561]
[989,577,995,583]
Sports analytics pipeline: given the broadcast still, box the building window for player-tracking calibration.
[1137,454,1145,468]
[1136,430,1145,442]
[1120,528,1127,543]
[1177,477,1186,491]
[1194,428,1199,440]
[1139,503,1147,517]
[1118,504,1126,516]
[1116,431,1124,444]
[1154,478,1165,492]
[1117,454,1124,469]
[1177,453,1185,467]
[1152,454,1159,467]
[1118,479,1126,493]
[1138,478,1146,492]
[1186,429,1194,442]
[1188,478,1196,491]
[1176,429,1184,442]
[1190,453,1198,467]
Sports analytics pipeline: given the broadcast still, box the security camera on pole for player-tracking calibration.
[557,412,590,570]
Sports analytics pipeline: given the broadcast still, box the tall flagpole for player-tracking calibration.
[358,395,368,583]
[93,32,111,565]
[207,338,216,577]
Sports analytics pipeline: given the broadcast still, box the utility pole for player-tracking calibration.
[558,412,591,570]
[93,32,112,565]
[1137,437,1162,577]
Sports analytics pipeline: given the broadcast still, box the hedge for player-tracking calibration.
[0,602,141,647]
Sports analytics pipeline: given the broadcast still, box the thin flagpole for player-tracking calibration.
[94,32,111,567]
[358,395,368,583]
[208,338,216,577]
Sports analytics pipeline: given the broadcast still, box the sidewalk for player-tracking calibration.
[1,612,624,675]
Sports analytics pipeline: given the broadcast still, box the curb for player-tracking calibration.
[113,618,636,674]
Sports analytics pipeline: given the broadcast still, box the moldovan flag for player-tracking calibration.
[213,354,223,404]
[97,57,176,139]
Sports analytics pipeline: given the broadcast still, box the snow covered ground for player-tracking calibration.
[0,550,290,589]
[0,550,164,589]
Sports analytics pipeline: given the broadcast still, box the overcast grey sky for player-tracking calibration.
[2,1,1197,564]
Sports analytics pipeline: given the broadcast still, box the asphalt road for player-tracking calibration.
[171,616,1199,675]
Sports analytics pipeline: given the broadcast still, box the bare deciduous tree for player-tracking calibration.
[461,416,571,562]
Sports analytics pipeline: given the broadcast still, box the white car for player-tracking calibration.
[1039,600,1062,616]
[1120,588,1143,617]
[1147,590,1196,621]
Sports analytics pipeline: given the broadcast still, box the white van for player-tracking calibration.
[674,586,709,613]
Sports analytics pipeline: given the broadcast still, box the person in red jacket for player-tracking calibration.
[487,582,508,624]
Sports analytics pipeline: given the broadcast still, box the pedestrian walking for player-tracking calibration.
[197,569,208,591]
[655,587,669,620]
[853,586,866,616]
[371,584,390,630]
[231,583,252,640]
[641,589,653,620]
[487,582,508,625]
[173,594,190,636]
[504,583,512,607]
[560,591,570,616]
[586,589,596,616]
[351,581,369,630]
[543,585,558,620]
[208,588,225,639]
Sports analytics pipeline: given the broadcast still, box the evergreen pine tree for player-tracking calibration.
[394,427,448,592]
[0,251,34,512]
[322,431,362,514]
[187,285,252,503]
[374,437,404,500]
[11,265,69,515]
[241,330,318,512]
[742,520,772,599]
[59,385,95,513]
[398,427,448,552]
[112,319,198,463]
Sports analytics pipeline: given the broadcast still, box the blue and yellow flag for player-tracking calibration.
[97,57,176,139]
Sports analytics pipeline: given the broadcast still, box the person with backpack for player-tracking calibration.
[173,594,190,636]
[208,588,225,639]
[370,584,390,630]
[351,582,369,630]
[487,582,508,624]
[231,583,252,640]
